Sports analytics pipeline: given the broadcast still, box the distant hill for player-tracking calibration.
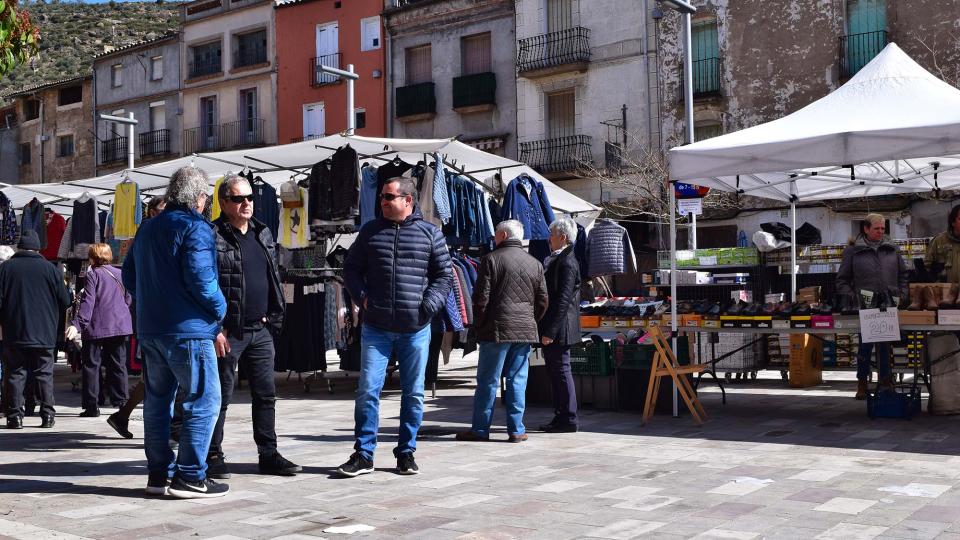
[0,0,179,95]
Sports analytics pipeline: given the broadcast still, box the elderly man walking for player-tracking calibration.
[338,176,453,477]
[457,220,548,443]
[123,167,228,498]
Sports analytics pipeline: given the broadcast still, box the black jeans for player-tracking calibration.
[209,326,278,458]
[3,346,56,419]
[543,343,578,426]
[81,336,129,410]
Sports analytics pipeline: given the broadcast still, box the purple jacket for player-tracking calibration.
[72,265,133,341]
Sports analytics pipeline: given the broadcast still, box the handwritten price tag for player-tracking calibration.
[858,308,900,343]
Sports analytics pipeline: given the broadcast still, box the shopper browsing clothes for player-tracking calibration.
[538,217,582,433]
[123,166,228,498]
[67,243,132,418]
[338,177,453,477]
[0,230,71,429]
[457,219,548,443]
[207,174,301,478]
[925,205,960,282]
[835,213,908,400]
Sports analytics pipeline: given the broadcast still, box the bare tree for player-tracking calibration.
[912,31,960,88]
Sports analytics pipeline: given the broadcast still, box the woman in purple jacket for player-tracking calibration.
[67,243,133,417]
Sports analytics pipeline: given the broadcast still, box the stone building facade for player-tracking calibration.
[0,103,19,184]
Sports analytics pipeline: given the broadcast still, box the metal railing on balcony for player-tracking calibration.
[519,134,593,174]
[234,44,268,68]
[452,72,496,109]
[290,134,323,144]
[139,129,171,157]
[692,57,721,97]
[839,30,888,79]
[100,136,127,164]
[517,26,591,74]
[395,82,436,118]
[310,53,342,87]
[183,118,265,154]
[189,56,222,78]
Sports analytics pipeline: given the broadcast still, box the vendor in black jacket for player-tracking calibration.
[208,174,300,478]
[0,230,71,429]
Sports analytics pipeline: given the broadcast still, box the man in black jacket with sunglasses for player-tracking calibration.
[208,174,300,478]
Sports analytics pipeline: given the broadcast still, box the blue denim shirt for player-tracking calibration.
[501,174,555,240]
[359,165,379,227]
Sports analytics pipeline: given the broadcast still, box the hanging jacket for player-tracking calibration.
[501,174,555,240]
[539,245,581,346]
[40,211,67,261]
[21,199,47,249]
[251,177,280,241]
[71,264,133,341]
[0,192,17,245]
[472,238,548,343]
[586,219,638,278]
[344,207,453,333]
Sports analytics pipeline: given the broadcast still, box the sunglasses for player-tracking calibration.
[225,194,254,203]
[380,192,408,201]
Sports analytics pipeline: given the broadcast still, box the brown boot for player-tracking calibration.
[924,286,939,311]
[907,284,923,311]
[940,284,956,309]
[855,379,868,400]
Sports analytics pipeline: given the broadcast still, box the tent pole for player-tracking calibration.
[669,184,679,417]
[790,199,797,302]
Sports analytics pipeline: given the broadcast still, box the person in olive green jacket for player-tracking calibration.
[925,206,960,283]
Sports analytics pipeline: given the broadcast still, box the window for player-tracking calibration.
[23,99,39,121]
[58,85,82,106]
[694,123,722,141]
[547,0,573,32]
[692,21,720,96]
[547,90,575,139]
[109,109,125,138]
[354,108,366,130]
[461,33,491,75]
[200,96,218,150]
[111,64,123,87]
[843,0,887,77]
[360,16,380,51]
[190,41,222,77]
[235,30,267,68]
[150,102,166,131]
[303,102,325,139]
[57,134,74,157]
[151,56,163,80]
[19,142,30,165]
[405,45,432,85]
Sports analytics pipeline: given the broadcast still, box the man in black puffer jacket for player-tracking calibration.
[339,177,453,478]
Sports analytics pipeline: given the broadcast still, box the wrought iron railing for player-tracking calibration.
[183,118,265,154]
[189,56,222,78]
[692,57,721,97]
[517,26,591,73]
[139,129,170,157]
[100,136,127,164]
[310,53,342,87]
[234,43,267,68]
[395,82,436,118]
[839,30,888,78]
[452,72,496,109]
[519,134,593,174]
[290,134,323,144]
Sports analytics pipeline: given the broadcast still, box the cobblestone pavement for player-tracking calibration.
[2,354,960,540]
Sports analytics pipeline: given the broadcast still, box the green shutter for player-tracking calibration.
[845,0,887,75]
[691,22,720,95]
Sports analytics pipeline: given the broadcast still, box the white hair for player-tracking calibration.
[496,219,524,241]
[165,166,209,208]
[550,217,577,245]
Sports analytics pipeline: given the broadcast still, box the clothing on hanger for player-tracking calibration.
[112,180,141,240]
[71,194,99,247]
[210,177,226,221]
[250,176,280,241]
[21,198,47,249]
[0,192,18,245]
[279,186,310,249]
[40,210,66,261]
[586,219,638,278]
[501,173,555,240]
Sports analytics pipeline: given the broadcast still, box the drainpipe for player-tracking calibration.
[92,69,99,177]
[643,0,653,151]
[39,96,45,184]
[384,16,393,137]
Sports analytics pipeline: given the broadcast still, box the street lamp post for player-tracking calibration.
[316,63,360,135]
[98,112,139,171]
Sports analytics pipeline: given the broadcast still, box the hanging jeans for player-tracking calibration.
[471,342,531,437]
[857,342,892,381]
[354,324,430,461]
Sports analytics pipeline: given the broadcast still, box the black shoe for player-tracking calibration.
[206,455,231,480]
[542,423,578,433]
[336,452,374,478]
[168,476,229,499]
[40,416,55,429]
[106,412,133,439]
[79,408,100,418]
[258,453,302,476]
[396,453,419,475]
[23,405,35,417]
[6,417,22,429]
[145,471,170,496]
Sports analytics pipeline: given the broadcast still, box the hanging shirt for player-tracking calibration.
[112,181,142,240]
[251,179,280,241]
[210,177,225,221]
[279,187,310,249]
[40,211,67,261]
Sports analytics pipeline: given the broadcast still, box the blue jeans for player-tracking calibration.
[471,342,530,437]
[355,324,431,461]
[141,337,221,482]
[857,342,892,381]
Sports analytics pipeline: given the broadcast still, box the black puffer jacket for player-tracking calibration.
[473,239,548,343]
[213,217,285,335]
[539,245,581,346]
[345,208,453,333]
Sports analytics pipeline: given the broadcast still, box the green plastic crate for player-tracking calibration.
[613,337,690,370]
[570,341,614,376]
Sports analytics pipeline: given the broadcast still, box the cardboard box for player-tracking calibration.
[631,317,647,328]
[702,318,721,329]
[789,333,823,387]
[580,315,601,328]
[680,314,702,327]
[753,316,773,329]
[600,317,616,328]
[939,310,960,326]
[613,317,630,327]
[833,315,859,329]
[791,315,812,329]
[720,316,738,328]
[811,315,834,329]
[772,319,791,329]
[899,311,936,326]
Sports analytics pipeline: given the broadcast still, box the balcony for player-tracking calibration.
[310,53,342,87]
[681,57,722,100]
[183,118,265,154]
[452,72,496,112]
[839,30,888,79]
[188,56,222,79]
[139,129,171,157]
[100,136,127,164]
[517,26,590,78]
[234,44,267,69]
[395,82,436,120]
[290,134,323,144]
[519,134,593,175]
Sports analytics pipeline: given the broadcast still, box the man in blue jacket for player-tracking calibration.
[123,166,228,499]
[338,176,453,477]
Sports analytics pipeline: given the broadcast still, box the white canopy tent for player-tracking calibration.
[666,43,960,332]
[3,134,599,219]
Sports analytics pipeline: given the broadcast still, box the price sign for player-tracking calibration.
[859,308,901,343]
[678,198,703,216]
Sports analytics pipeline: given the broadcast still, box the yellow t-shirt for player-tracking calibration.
[112,181,141,240]
[210,177,225,221]
[280,187,310,249]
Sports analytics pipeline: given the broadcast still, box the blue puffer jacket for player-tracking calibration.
[122,204,226,339]
[345,208,453,333]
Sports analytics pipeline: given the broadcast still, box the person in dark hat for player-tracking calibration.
[0,229,71,428]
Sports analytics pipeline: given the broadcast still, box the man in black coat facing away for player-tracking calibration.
[0,230,71,429]
[538,217,582,433]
